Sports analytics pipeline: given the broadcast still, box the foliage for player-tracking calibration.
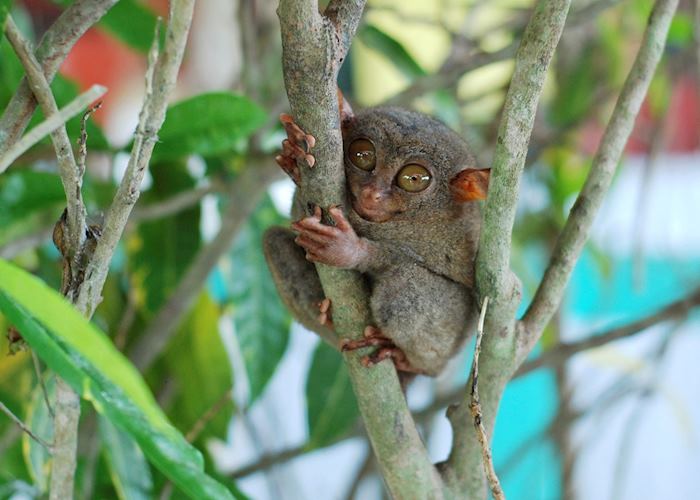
[0,0,693,498]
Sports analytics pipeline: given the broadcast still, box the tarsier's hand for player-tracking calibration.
[292,205,369,269]
[275,113,316,185]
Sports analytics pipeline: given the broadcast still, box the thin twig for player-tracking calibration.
[518,286,700,376]
[342,449,375,500]
[185,389,233,442]
[130,183,219,223]
[4,15,91,261]
[521,0,681,345]
[77,101,103,177]
[383,0,621,107]
[159,388,235,500]
[444,0,572,495]
[0,85,107,174]
[0,400,53,452]
[75,1,195,318]
[468,297,504,500]
[0,0,118,151]
[31,352,54,419]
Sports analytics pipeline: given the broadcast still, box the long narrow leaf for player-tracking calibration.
[0,259,235,500]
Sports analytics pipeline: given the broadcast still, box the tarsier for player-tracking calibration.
[264,97,490,377]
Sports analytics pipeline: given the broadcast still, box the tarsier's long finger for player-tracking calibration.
[328,205,352,231]
[275,155,301,184]
[291,219,337,238]
[341,336,394,352]
[280,113,316,151]
[305,251,324,263]
[293,228,331,246]
[363,325,385,340]
[317,298,333,327]
[294,235,327,253]
[281,139,316,167]
[361,347,396,367]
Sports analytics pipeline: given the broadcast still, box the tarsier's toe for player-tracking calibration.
[341,326,394,352]
[280,113,316,161]
[317,298,333,328]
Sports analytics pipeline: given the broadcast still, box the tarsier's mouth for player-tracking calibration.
[351,199,402,223]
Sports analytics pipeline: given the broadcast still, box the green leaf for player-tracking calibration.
[228,195,291,402]
[0,259,235,500]
[0,37,23,110]
[667,13,693,48]
[100,416,153,500]
[153,92,266,161]
[23,375,55,494]
[0,0,11,31]
[357,24,426,79]
[99,0,158,53]
[305,342,358,448]
[0,170,64,227]
[129,162,201,316]
[165,293,233,440]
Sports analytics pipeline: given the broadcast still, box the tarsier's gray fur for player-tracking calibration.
[264,107,483,376]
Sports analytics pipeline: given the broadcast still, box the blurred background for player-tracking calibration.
[1,0,699,499]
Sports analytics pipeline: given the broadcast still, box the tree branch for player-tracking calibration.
[521,0,680,347]
[443,0,572,496]
[0,85,107,174]
[4,16,88,264]
[75,0,195,317]
[517,285,700,376]
[278,1,445,497]
[0,0,118,151]
[129,159,279,371]
[382,0,621,107]
[0,400,53,452]
[229,283,700,480]
[467,298,505,500]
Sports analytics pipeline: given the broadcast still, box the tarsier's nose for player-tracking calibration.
[360,186,386,206]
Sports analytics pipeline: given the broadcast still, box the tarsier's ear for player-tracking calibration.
[449,168,491,202]
[338,88,354,130]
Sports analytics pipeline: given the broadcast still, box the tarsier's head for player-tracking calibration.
[341,107,490,223]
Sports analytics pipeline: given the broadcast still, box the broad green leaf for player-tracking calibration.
[129,162,201,316]
[0,259,236,500]
[165,293,233,440]
[357,24,426,79]
[23,375,55,494]
[100,416,153,500]
[99,0,158,53]
[228,195,290,402]
[153,92,266,161]
[305,342,358,448]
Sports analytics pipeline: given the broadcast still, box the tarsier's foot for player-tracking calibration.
[341,326,421,373]
[341,325,394,351]
[317,297,333,328]
[275,113,316,185]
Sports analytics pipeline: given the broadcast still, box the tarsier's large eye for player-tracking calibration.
[396,164,432,192]
[348,138,376,171]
